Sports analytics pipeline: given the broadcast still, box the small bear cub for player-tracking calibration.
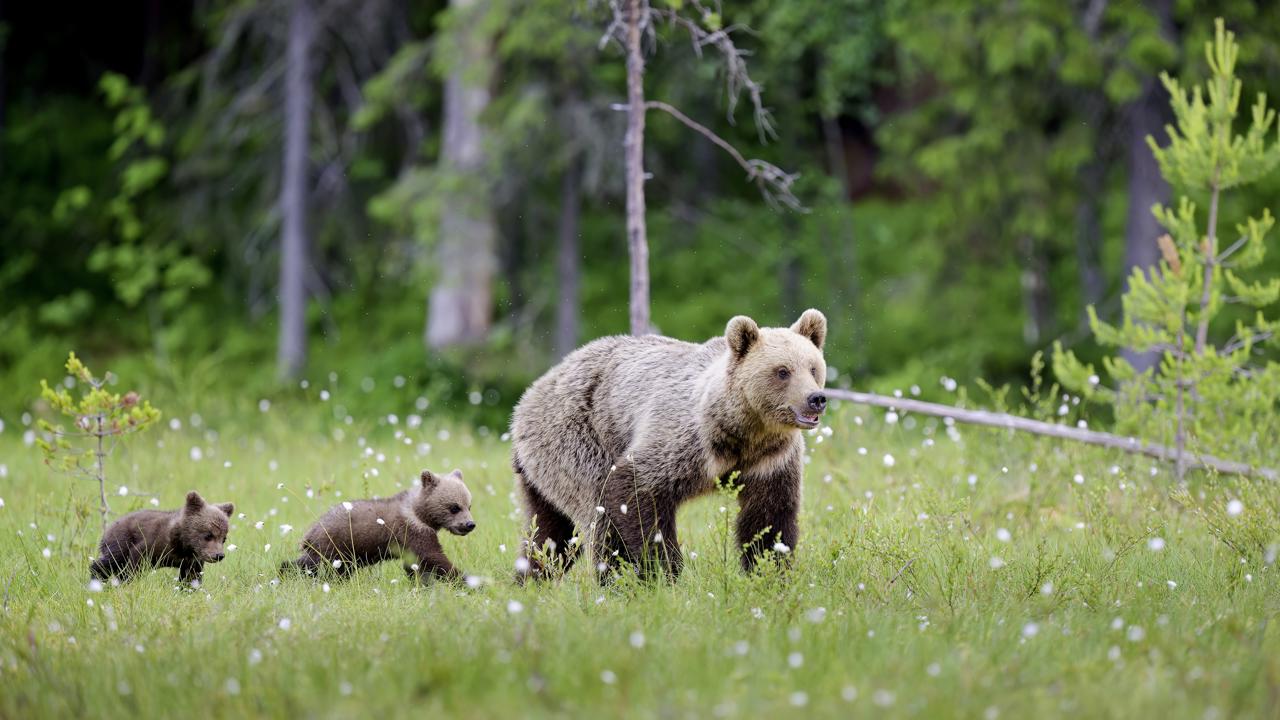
[283,468,475,582]
[91,491,234,585]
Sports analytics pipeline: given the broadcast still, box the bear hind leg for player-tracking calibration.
[594,484,681,583]
[517,477,581,582]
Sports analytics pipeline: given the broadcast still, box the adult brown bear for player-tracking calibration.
[511,309,827,581]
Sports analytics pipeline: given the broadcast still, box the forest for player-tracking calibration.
[3,2,1280,718]
[3,0,1277,421]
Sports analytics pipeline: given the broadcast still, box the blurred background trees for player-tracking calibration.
[3,0,1280,425]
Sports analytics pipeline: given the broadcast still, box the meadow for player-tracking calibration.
[0,383,1277,719]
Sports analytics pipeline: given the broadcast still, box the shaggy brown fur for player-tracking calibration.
[90,491,234,585]
[511,309,828,582]
[282,469,475,583]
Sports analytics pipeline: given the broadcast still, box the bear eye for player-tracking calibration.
[775,367,791,380]
[448,504,461,514]
[205,533,215,541]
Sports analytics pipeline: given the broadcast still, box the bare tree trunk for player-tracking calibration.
[1074,0,1108,319]
[554,159,583,360]
[826,389,1278,481]
[624,0,650,335]
[1018,235,1053,345]
[1120,0,1174,373]
[278,0,314,381]
[426,0,496,349]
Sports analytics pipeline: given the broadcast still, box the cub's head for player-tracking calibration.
[412,469,476,536]
[178,491,234,563]
[724,309,828,431]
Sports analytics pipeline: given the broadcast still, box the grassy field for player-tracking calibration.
[0,389,1278,719]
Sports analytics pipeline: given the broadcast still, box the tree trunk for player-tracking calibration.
[1018,235,1053,345]
[426,0,496,349]
[554,159,583,360]
[1075,153,1106,317]
[1120,0,1174,373]
[624,0,650,335]
[277,0,314,381]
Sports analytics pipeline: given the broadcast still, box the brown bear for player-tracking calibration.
[282,468,475,583]
[511,309,828,581]
[90,491,234,586]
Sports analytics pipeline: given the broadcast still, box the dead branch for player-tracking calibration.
[644,100,802,211]
[826,388,1278,481]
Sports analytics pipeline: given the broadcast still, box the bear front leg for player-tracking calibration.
[178,560,205,587]
[736,453,802,572]
[404,531,459,584]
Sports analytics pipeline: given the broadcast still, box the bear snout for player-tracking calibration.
[807,391,827,413]
[455,520,477,536]
[209,552,225,562]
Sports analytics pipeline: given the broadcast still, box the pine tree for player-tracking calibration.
[1054,19,1280,478]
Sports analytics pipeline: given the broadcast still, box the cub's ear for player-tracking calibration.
[419,470,439,489]
[449,468,463,480]
[216,502,235,517]
[790,309,827,351]
[184,491,206,513]
[725,315,760,359]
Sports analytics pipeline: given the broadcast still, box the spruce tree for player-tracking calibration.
[1054,19,1280,477]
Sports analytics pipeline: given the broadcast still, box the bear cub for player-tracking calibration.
[91,490,234,585]
[282,468,475,583]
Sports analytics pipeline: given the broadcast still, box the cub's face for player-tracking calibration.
[178,491,234,562]
[414,469,476,536]
[725,309,828,431]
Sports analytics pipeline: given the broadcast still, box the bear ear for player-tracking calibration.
[216,502,235,517]
[449,468,463,480]
[725,315,760,359]
[419,470,439,489]
[790,309,827,351]
[184,491,206,513]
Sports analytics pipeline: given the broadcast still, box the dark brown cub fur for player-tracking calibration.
[90,491,234,586]
[282,469,475,583]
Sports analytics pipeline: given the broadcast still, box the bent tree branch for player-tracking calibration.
[644,101,802,211]
[826,389,1278,481]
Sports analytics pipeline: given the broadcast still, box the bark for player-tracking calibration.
[1018,235,1053,345]
[554,158,583,360]
[278,0,314,380]
[426,0,497,349]
[624,0,650,335]
[1120,0,1175,373]
[825,389,1278,481]
[1074,154,1106,316]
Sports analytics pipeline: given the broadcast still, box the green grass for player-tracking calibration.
[0,396,1278,719]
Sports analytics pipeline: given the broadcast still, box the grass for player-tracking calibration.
[0,390,1278,719]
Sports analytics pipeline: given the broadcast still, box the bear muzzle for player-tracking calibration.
[793,392,827,428]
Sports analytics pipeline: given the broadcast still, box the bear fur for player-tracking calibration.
[511,309,828,581]
[90,491,234,585]
[282,469,475,582]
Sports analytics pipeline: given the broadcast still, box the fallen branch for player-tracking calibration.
[826,389,1278,481]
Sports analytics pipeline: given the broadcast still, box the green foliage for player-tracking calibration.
[1055,20,1280,469]
[36,353,161,526]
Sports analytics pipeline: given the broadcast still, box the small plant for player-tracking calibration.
[1055,19,1280,477]
[37,352,161,531]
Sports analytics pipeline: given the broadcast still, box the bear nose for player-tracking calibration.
[211,552,225,562]
[462,521,476,534]
[807,392,827,412]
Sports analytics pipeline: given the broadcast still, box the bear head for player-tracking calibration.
[412,469,476,536]
[724,308,828,431]
[178,491,234,563]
